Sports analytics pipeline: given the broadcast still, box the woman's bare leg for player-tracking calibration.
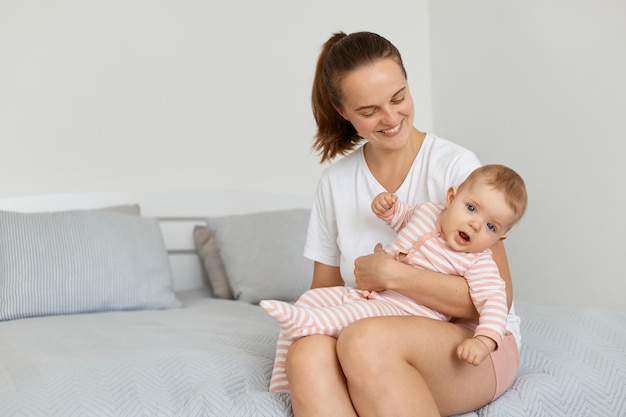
[337,317,497,417]
[286,335,358,417]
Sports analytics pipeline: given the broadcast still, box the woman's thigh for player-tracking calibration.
[337,316,497,417]
[287,335,358,417]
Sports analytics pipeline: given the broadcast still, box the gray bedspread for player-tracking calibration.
[0,290,291,417]
[1,291,624,417]
[480,302,626,417]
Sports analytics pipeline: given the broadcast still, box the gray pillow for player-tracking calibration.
[205,209,313,303]
[193,225,234,299]
[0,209,181,321]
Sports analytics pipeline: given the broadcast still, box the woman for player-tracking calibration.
[287,31,521,417]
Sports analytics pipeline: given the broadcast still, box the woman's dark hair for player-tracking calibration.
[311,31,407,163]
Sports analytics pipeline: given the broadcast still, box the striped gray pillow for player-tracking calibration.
[0,209,181,321]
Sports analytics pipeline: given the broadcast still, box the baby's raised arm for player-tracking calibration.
[371,192,398,217]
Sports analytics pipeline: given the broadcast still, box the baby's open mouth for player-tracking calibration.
[459,231,470,242]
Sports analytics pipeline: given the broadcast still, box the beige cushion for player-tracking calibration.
[193,226,234,299]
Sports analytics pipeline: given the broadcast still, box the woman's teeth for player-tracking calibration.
[382,123,401,134]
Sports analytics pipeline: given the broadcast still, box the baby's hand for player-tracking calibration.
[456,336,496,366]
[371,192,398,216]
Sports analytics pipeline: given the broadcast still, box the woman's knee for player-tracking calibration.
[288,336,334,369]
[287,335,340,385]
[337,318,391,368]
[287,335,358,415]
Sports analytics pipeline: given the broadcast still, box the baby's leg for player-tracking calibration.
[375,290,450,321]
[260,298,410,339]
[265,286,360,393]
[294,286,354,308]
[268,332,291,392]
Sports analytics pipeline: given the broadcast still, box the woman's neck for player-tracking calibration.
[364,128,426,193]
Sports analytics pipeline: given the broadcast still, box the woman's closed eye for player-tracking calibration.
[356,106,378,117]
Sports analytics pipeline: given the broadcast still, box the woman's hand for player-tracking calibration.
[353,244,401,291]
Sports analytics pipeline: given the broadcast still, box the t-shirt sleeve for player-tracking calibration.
[448,148,482,187]
[303,173,340,267]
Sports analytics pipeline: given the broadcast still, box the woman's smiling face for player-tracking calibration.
[336,58,415,151]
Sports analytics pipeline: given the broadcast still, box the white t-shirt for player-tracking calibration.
[303,133,522,348]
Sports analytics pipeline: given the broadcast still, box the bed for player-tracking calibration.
[0,191,624,417]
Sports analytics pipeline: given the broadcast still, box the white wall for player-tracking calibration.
[430,1,626,312]
[4,1,624,313]
[0,0,431,198]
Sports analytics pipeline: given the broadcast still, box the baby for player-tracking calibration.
[261,164,527,390]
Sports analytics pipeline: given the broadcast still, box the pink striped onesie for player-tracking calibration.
[261,201,508,392]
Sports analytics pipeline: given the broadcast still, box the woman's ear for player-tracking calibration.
[445,186,457,207]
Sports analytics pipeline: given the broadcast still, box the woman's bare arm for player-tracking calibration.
[354,245,477,319]
[310,261,344,289]
[354,241,514,319]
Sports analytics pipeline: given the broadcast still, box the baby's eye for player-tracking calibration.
[487,223,496,232]
[466,204,475,213]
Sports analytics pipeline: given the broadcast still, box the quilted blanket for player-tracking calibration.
[0,291,292,417]
[476,302,626,417]
[0,292,624,417]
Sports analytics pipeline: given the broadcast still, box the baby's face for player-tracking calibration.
[439,182,515,253]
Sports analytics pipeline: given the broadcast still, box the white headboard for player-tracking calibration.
[0,190,313,292]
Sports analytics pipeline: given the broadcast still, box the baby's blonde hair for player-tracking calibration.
[459,164,528,227]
